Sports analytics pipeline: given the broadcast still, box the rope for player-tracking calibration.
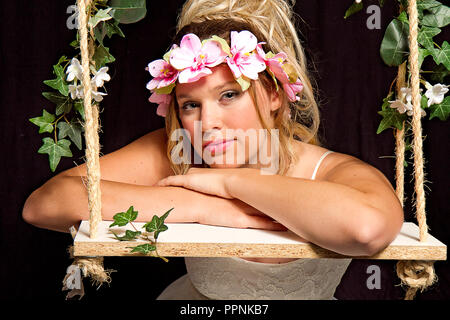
[77,0,102,238]
[396,260,437,300]
[63,246,115,299]
[394,0,436,300]
[394,62,407,205]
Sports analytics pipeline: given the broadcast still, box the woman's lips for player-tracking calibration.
[203,139,235,154]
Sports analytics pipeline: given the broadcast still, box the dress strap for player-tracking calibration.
[311,150,334,180]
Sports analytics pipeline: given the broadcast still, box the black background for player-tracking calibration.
[1,0,448,302]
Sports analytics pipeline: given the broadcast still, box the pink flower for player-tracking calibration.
[169,33,228,83]
[226,31,266,80]
[283,79,303,102]
[149,93,171,117]
[146,59,179,91]
[256,43,303,102]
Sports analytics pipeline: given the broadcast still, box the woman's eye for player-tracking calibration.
[221,91,239,101]
[182,102,198,111]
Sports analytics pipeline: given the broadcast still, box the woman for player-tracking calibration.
[22,0,404,299]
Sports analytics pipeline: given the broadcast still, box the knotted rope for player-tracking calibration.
[62,0,107,299]
[395,0,437,300]
[77,0,102,238]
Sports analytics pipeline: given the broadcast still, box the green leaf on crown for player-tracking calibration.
[154,83,175,95]
[235,76,251,92]
[210,35,231,56]
[38,137,72,172]
[29,110,55,134]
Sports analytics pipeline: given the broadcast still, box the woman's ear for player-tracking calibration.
[269,88,282,112]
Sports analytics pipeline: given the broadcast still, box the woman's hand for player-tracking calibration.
[156,167,287,231]
[155,167,252,199]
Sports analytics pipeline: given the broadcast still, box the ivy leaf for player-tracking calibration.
[380,16,409,66]
[109,0,147,24]
[42,91,72,116]
[377,107,408,134]
[109,206,139,227]
[29,110,55,134]
[89,8,113,29]
[418,48,432,70]
[421,4,450,28]
[74,101,85,121]
[38,137,72,172]
[429,41,450,71]
[57,120,83,150]
[112,230,141,241]
[430,64,450,83]
[128,244,156,254]
[43,64,69,96]
[105,19,125,38]
[417,26,441,50]
[93,44,115,69]
[429,96,450,121]
[143,207,173,240]
[94,21,107,46]
[344,1,363,19]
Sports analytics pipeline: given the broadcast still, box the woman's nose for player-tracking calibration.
[200,101,223,132]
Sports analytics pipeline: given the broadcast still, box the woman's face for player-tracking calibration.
[175,64,281,168]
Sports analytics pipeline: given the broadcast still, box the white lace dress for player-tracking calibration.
[157,150,352,300]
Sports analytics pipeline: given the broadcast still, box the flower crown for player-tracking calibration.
[145,30,304,117]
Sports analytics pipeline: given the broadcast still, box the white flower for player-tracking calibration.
[389,99,410,114]
[69,83,107,102]
[388,99,426,118]
[66,58,83,82]
[91,67,111,87]
[425,83,449,107]
[68,84,84,100]
[92,89,107,102]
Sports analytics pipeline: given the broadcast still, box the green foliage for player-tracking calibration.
[376,1,450,136]
[38,137,72,172]
[109,0,147,24]
[109,206,173,261]
[109,206,139,227]
[380,13,409,66]
[344,1,363,19]
[429,96,450,121]
[30,0,147,172]
[143,208,174,240]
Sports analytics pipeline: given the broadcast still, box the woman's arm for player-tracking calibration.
[224,159,404,257]
[23,127,282,233]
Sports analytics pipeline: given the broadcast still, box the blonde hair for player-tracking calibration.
[165,0,321,175]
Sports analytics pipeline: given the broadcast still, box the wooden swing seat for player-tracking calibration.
[73,220,446,260]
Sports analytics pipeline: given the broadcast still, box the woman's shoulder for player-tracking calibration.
[288,140,358,181]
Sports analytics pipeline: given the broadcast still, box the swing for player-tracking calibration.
[67,0,447,300]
